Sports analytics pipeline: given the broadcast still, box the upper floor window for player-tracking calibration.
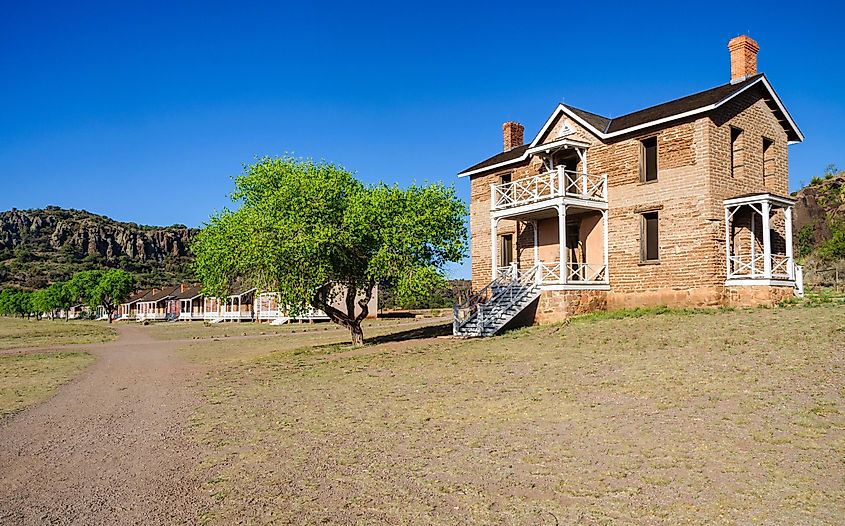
[762,137,774,185]
[730,127,743,178]
[640,211,659,263]
[640,137,658,182]
[499,173,512,185]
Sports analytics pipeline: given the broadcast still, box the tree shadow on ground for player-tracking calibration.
[364,322,452,345]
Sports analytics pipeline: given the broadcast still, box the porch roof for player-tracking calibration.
[723,192,796,208]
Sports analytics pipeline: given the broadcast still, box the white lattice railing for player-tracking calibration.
[771,255,791,278]
[496,261,607,285]
[729,254,793,279]
[566,263,607,282]
[491,167,607,210]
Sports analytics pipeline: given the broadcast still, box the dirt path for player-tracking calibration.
[0,324,209,525]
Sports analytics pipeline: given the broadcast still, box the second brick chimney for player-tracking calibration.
[502,121,524,152]
[728,35,760,83]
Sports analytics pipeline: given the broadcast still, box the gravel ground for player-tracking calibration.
[0,324,210,525]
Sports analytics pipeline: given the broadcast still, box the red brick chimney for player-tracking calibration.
[181,283,188,293]
[502,121,524,152]
[728,35,760,83]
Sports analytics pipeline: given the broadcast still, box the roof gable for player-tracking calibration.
[460,74,803,177]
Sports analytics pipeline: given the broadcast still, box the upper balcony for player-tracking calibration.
[491,167,607,217]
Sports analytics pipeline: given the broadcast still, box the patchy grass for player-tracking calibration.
[569,304,734,322]
[0,352,94,417]
[146,316,448,344]
[0,318,117,350]
[189,305,845,524]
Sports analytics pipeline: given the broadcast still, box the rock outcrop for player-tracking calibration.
[0,207,196,289]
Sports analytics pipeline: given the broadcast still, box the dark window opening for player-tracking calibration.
[641,212,659,263]
[499,234,513,267]
[640,137,658,182]
[762,137,774,185]
[730,127,743,178]
[499,173,511,185]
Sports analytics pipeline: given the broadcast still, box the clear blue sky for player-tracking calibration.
[2,1,843,279]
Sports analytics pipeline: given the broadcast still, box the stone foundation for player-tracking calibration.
[608,286,726,310]
[724,285,795,308]
[528,284,794,327]
[534,289,608,324]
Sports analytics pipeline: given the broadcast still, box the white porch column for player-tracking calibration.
[785,206,794,279]
[581,148,588,195]
[762,201,772,277]
[725,207,732,279]
[751,213,756,277]
[490,217,498,280]
[558,204,567,283]
[602,209,609,283]
[556,165,565,196]
[532,220,539,265]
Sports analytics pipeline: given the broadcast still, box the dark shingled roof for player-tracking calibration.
[459,73,800,176]
[581,73,765,133]
[171,285,203,300]
[124,289,151,304]
[140,286,179,303]
[459,143,529,175]
[562,105,612,134]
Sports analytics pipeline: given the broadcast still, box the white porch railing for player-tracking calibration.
[728,254,793,279]
[496,261,608,285]
[491,167,607,210]
[136,313,167,321]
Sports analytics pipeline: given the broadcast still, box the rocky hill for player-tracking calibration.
[793,169,845,286]
[0,207,196,289]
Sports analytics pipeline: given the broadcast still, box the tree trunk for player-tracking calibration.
[349,322,364,346]
[312,280,375,347]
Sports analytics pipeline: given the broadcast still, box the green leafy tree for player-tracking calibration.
[4,290,34,318]
[91,269,136,322]
[67,270,104,308]
[45,281,74,320]
[30,288,51,319]
[192,157,467,345]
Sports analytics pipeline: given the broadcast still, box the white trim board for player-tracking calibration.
[725,279,795,287]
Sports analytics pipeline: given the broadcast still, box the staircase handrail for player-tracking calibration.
[453,264,540,334]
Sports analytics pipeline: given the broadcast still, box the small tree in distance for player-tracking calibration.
[192,157,467,346]
[92,269,137,323]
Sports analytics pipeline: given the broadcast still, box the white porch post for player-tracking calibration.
[751,212,756,277]
[581,148,588,195]
[762,201,772,277]
[725,207,732,279]
[532,220,539,265]
[557,165,565,196]
[602,209,609,284]
[785,206,794,279]
[490,217,498,280]
[558,204,567,283]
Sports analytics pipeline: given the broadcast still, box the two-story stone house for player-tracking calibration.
[454,36,803,336]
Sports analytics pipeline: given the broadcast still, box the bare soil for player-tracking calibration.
[0,324,211,525]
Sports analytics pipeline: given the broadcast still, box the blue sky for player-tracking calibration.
[2,1,843,279]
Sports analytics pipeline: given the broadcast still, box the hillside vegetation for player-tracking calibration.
[794,166,845,286]
[0,207,195,289]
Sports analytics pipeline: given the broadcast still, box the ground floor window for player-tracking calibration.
[640,211,659,263]
[499,234,513,267]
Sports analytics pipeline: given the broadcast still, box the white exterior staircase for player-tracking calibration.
[453,265,542,337]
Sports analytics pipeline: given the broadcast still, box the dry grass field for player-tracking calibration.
[142,316,447,344]
[0,351,94,417]
[183,305,845,525]
[0,318,116,351]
